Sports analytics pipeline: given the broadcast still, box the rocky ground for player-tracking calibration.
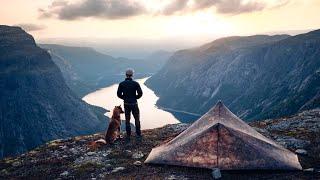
[1,109,320,179]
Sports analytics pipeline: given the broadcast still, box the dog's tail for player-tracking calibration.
[88,139,107,150]
[95,139,107,144]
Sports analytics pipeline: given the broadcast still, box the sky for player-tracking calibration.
[1,0,320,57]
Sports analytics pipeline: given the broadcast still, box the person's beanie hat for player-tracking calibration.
[126,68,134,76]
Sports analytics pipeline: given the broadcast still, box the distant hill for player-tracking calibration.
[146,50,172,68]
[0,25,108,159]
[147,30,320,121]
[40,44,171,97]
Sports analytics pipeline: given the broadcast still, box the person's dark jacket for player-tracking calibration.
[117,77,143,103]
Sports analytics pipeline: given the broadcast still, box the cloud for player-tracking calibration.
[161,0,189,15]
[15,23,46,32]
[50,0,68,8]
[39,0,291,20]
[39,0,145,20]
[38,8,53,19]
[161,0,288,15]
[213,0,265,15]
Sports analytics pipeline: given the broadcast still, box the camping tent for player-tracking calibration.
[145,101,302,170]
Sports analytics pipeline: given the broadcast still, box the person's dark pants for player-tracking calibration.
[124,103,141,137]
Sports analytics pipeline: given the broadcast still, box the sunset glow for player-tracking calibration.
[1,0,319,42]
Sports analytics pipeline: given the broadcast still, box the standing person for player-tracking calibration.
[117,69,143,140]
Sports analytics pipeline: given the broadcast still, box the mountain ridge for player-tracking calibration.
[146,30,320,121]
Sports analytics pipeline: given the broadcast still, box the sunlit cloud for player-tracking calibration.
[39,0,291,20]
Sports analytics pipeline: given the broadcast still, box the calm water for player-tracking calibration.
[83,77,199,129]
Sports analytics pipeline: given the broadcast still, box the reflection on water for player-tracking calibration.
[83,77,198,129]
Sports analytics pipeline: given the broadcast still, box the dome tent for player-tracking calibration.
[145,101,302,170]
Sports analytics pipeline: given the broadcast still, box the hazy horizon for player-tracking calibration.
[36,28,314,58]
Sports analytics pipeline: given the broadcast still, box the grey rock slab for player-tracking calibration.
[212,168,222,179]
[12,161,21,167]
[111,167,125,173]
[87,152,96,156]
[295,149,308,155]
[132,151,144,159]
[303,168,314,172]
[60,171,69,177]
[133,161,142,166]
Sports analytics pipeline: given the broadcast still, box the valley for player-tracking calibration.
[40,44,171,97]
[83,77,199,130]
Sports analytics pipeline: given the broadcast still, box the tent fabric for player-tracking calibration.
[145,101,302,170]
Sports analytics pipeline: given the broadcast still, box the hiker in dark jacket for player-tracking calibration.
[117,69,143,139]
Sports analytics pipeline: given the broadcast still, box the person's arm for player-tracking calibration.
[117,83,124,99]
[136,83,143,99]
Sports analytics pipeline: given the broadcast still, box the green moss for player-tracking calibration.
[285,131,298,136]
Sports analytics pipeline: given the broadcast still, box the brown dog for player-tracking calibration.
[88,106,124,150]
[105,105,124,143]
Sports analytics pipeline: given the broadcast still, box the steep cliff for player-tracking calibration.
[0,25,107,159]
[147,31,320,120]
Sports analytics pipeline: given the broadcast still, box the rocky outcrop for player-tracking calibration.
[0,109,319,179]
[251,109,320,166]
[147,30,320,120]
[0,25,108,159]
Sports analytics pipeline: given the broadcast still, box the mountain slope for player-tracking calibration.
[40,44,171,97]
[146,31,320,120]
[0,25,108,159]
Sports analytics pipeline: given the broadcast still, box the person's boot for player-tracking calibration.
[126,122,131,139]
[136,129,142,142]
[126,132,131,139]
[135,120,141,138]
[137,131,142,137]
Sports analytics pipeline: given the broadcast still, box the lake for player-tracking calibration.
[83,77,200,129]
